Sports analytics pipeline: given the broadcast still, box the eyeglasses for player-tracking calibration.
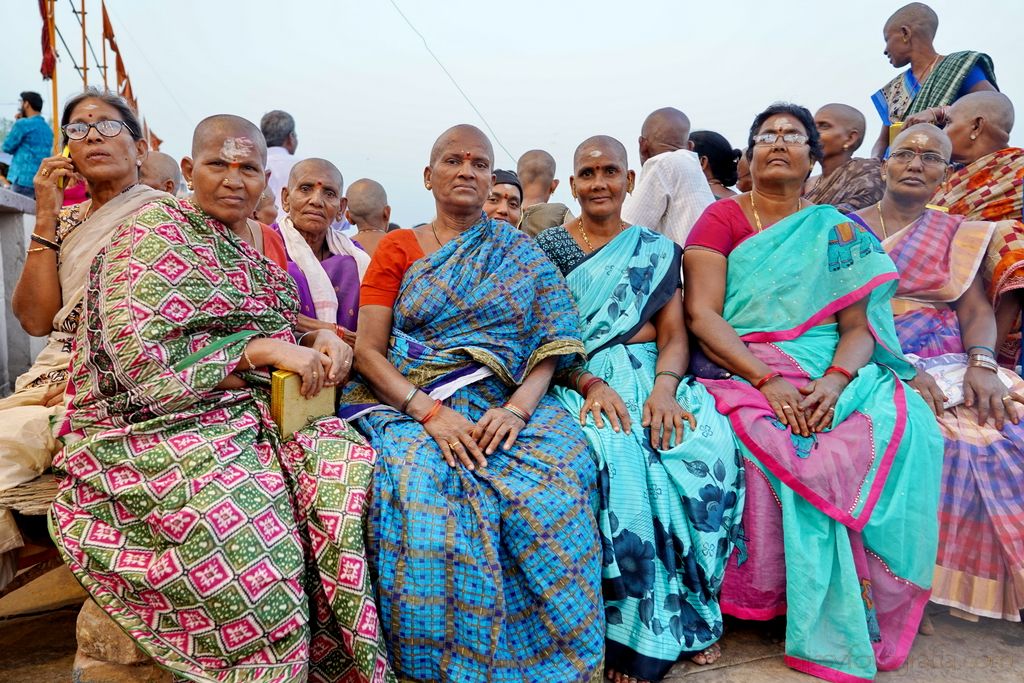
[888,149,949,167]
[61,119,135,141]
[752,132,809,146]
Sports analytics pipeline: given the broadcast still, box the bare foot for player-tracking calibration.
[691,642,722,665]
[918,613,934,635]
[605,668,649,683]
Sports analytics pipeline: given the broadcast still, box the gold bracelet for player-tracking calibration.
[243,344,257,368]
[26,247,51,254]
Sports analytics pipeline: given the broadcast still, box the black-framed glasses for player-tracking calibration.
[61,119,135,141]
[888,149,949,167]
[752,132,809,146]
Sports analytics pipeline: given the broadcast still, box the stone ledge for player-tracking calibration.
[0,187,35,215]
[72,651,172,683]
[76,599,151,666]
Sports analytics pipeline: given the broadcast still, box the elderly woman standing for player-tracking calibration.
[0,89,165,585]
[684,103,943,682]
[275,158,367,344]
[50,114,392,682]
[851,123,1024,624]
[537,135,743,683]
[343,125,603,681]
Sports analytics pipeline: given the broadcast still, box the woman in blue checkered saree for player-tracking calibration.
[341,125,604,682]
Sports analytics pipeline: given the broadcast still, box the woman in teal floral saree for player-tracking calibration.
[537,136,744,683]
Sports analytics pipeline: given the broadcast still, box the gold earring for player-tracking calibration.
[842,143,849,150]
[425,181,432,190]
[970,134,977,140]
[186,180,193,190]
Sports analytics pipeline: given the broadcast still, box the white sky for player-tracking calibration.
[2,0,1022,225]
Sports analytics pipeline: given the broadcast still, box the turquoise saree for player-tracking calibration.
[696,206,943,682]
[542,225,744,681]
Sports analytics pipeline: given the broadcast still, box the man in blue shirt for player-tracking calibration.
[2,92,53,199]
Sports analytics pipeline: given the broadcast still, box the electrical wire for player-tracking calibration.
[388,0,515,164]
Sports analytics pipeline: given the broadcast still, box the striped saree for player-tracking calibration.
[852,208,1024,621]
[696,206,943,682]
[341,217,605,682]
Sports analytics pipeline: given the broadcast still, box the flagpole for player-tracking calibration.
[101,22,108,89]
[80,0,88,87]
[49,0,60,152]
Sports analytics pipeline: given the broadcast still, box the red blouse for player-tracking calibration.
[684,198,757,257]
[360,230,425,308]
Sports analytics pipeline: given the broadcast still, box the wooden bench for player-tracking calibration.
[0,473,61,600]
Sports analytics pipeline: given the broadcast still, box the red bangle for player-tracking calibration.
[753,371,782,390]
[335,324,347,338]
[825,365,854,382]
[418,399,443,424]
[580,377,605,397]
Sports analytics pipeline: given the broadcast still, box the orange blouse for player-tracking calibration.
[261,223,289,270]
[360,229,424,308]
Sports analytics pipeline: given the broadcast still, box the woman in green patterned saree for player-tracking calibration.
[49,115,393,683]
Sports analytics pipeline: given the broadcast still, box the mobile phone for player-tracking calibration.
[57,145,70,190]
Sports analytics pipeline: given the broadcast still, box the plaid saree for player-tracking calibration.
[931,147,1024,365]
[50,198,393,683]
[342,217,605,682]
[862,208,1024,622]
[872,51,996,125]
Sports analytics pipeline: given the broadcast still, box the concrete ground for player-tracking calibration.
[1,566,1022,682]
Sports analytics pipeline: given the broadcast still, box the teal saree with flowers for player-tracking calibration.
[542,225,744,681]
[696,206,943,682]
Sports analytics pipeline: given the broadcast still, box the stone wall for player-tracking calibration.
[0,188,47,396]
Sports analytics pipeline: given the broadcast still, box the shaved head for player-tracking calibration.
[347,178,388,218]
[429,124,494,167]
[641,107,691,148]
[951,91,1015,134]
[288,157,343,191]
[573,135,628,169]
[818,103,866,137]
[885,2,938,40]
[893,123,952,159]
[191,114,267,165]
[139,151,181,193]
[517,149,557,187]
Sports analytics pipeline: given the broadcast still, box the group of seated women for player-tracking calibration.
[3,87,1022,683]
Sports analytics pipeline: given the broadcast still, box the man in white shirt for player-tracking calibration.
[622,107,715,246]
[260,109,299,221]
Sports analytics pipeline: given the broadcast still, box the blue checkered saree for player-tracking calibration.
[340,216,605,682]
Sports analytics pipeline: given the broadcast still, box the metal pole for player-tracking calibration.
[49,0,60,152]
[80,0,87,87]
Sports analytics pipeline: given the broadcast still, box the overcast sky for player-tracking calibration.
[3,0,1022,224]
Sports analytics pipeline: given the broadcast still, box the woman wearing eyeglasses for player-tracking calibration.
[0,90,165,563]
[683,103,943,682]
[850,123,1024,626]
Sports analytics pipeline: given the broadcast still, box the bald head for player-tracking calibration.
[191,114,267,165]
[139,151,181,194]
[347,178,388,219]
[642,108,691,147]
[892,123,952,159]
[429,124,494,167]
[951,91,1015,135]
[885,3,938,40]
[818,104,866,137]
[573,135,628,170]
[517,150,556,186]
[288,158,343,191]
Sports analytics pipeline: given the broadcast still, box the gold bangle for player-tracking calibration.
[243,345,256,368]
[26,247,51,254]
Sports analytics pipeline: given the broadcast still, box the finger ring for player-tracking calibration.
[782,405,795,412]
[312,372,319,379]
[41,170,49,177]
[1002,395,1013,403]
[447,441,458,449]
[827,407,835,413]
[593,401,602,409]
[913,389,922,394]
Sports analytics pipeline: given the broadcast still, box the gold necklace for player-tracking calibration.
[750,191,802,232]
[917,54,941,84]
[577,216,626,252]
[876,201,889,240]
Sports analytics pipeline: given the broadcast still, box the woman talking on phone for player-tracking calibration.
[0,89,165,586]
